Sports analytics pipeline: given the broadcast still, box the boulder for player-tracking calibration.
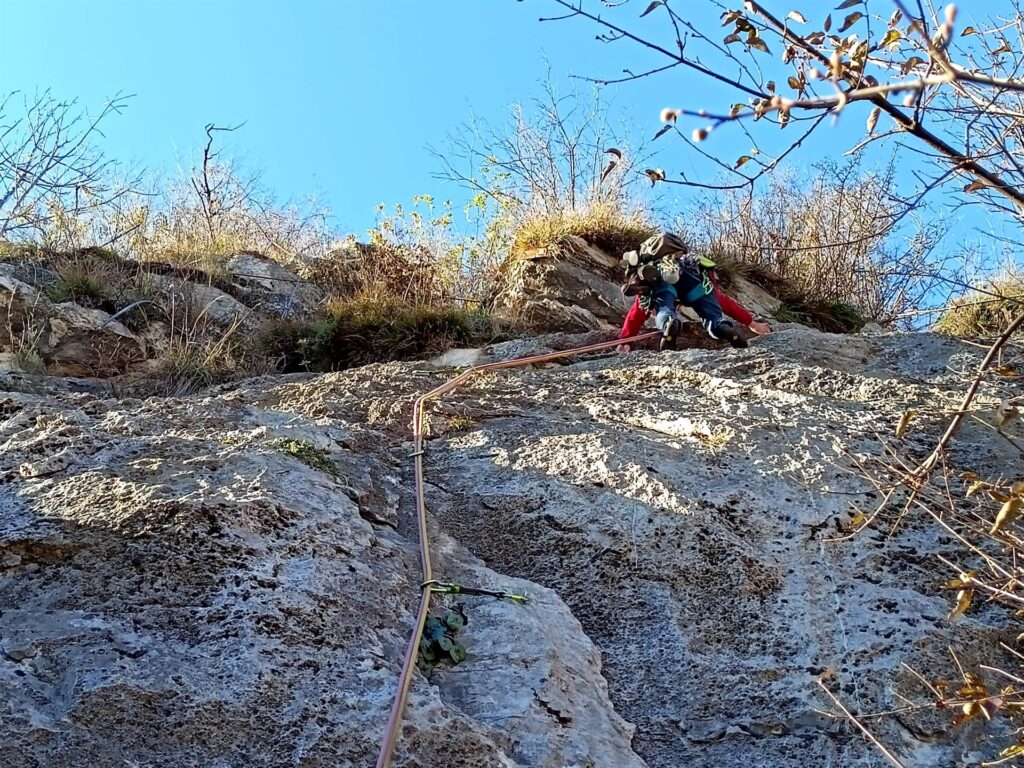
[225,252,325,318]
[490,235,631,332]
[0,268,145,377]
[144,272,253,329]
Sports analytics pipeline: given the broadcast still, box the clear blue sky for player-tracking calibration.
[0,0,1004,257]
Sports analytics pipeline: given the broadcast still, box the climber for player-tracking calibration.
[616,232,771,352]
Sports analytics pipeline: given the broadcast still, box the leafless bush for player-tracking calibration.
[435,79,656,255]
[0,90,139,245]
[682,159,952,324]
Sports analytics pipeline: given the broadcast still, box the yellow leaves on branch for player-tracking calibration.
[895,408,917,438]
[991,497,1022,535]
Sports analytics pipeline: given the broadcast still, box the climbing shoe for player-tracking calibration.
[660,317,681,352]
[716,320,748,349]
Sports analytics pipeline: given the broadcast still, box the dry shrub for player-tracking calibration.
[302,238,445,306]
[682,159,949,326]
[937,269,1024,337]
[260,292,497,373]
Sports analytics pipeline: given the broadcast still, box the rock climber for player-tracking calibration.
[616,232,771,352]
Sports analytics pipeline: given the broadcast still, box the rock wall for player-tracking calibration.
[3,327,1023,766]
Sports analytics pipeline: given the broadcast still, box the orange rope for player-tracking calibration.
[374,331,660,768]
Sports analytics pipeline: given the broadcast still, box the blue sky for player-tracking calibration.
[0,0,1005,257]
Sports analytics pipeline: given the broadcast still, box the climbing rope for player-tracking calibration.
[373,331,660,768]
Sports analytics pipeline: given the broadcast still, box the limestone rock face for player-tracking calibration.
[490,235,633,332]
[0,268,145,376]
[226,251,325,319]
[0,372,643,768]
[3,325,1023,768]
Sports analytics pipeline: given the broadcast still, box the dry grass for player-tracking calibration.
[936,270,1024,337]
[512,202,657,258]
[260,292,497,373]
[302,238,445,306]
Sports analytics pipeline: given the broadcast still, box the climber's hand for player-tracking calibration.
[749,320,772,335]
[616,343,632,354]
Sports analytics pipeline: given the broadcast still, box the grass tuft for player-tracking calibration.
[936,272,1024,337]
[511,203,657,258]
[273,438,339,476]
[260,294,496,372]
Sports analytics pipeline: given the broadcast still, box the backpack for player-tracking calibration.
[623,231,715,287]
[622,231,690,268]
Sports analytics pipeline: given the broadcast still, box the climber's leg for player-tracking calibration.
[688,291,747,349]
[651,284,681,351]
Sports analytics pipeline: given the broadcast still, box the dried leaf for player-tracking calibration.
[640,1,663,18]
[835,0,860,8]
[988,489,1012,503]
[881,29,902,48]
[959,471,980,481]
[824,14,832,32]
[992,40,1012,55]
[949,588,974,619]
[953,701,984,726]
[1012,480,1024,497]
[604,147,623,159]
[722,10,742,26]
[964,180,986,193]
[735,155,753,169]
[959,674,988,699]
[749,37,771,54]
[652,124,674,141]
[849,512,867,529]
[807,31,825,45]
[889,9,902,27]
[767,80,776,93]
[600,160,617,183]
[901,56,925,74]
[644,168,666,185]
[787,75,803,90]
[946,571,977,590]
[993,365,1019,377]
[961,26,977,36]
[895,408,917,437]
[866,106,881,135]
[788,11,807,24]
[980,697,1004,720]
[992,497,1023,535]
[966,480,987,497]
[996,399,1021,428]
[724,32,742,44]
[839,11,863,33]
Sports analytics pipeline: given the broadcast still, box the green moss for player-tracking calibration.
[274,438,339,476]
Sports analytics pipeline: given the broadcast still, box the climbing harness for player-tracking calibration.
[373,330,660,768]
